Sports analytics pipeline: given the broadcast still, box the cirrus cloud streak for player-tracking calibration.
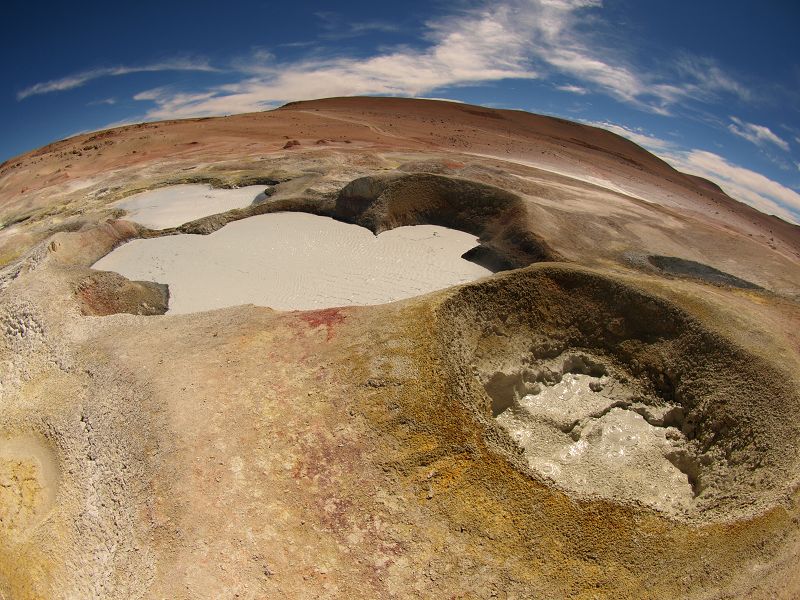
[584,120,800,224]
[728,116,790,151]
[17,58,219,100]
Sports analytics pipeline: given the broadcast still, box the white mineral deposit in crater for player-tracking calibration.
[113,184,269,229]
[493,357,695,514]
[92,212,491,313]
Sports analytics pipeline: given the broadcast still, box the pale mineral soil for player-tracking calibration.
[0,97,799,600]
[110,183,270,229]
[493,357,697,516]
[93,210,490,313]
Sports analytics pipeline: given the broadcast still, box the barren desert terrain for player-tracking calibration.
[0,97,799,599]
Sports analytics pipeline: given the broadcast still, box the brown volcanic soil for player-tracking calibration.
[0,97,799,599]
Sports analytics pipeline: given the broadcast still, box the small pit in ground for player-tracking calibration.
[0,434,59,538]
[436,265,800,522]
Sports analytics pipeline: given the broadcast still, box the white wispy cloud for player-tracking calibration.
[314,12,402,40]
[584,120,800,223]
[557,84,588,94]
[87,97,117,106]
[507,2,750,115]
[17,58,219,100]
[519,0,675,113]
[123,0,750,123]
[728,116,790,151]
[662,149,800,223]
[134,4,540,120]
[674,56,754,103]
[22,0,752,122]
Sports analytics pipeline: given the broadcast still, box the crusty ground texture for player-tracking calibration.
[0,97,799,599]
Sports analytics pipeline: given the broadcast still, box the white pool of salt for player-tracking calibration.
[113,184,268,229]
[92,212,491,313]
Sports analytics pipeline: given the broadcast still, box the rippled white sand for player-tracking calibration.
[92,212,491,313]
[113,184,268,229]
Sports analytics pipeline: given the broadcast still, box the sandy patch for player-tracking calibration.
[112,184,269,229]
[92,212,491,313]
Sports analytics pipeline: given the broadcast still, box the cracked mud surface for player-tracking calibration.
[0,97,799,599]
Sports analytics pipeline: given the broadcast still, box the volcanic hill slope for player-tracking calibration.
[0,97,799,599]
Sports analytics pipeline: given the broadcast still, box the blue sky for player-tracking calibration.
[3,0,800,223]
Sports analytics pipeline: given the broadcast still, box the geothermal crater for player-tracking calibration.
[95,185,493,313]
[437,266,800,522]
[93,184,776,519]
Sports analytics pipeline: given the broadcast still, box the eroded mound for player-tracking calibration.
[435,265,800,521]
[335,172,561,269]
[131,173,560,276]
[75,270,168,316]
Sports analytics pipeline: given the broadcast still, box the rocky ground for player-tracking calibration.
[0,97,798,599]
